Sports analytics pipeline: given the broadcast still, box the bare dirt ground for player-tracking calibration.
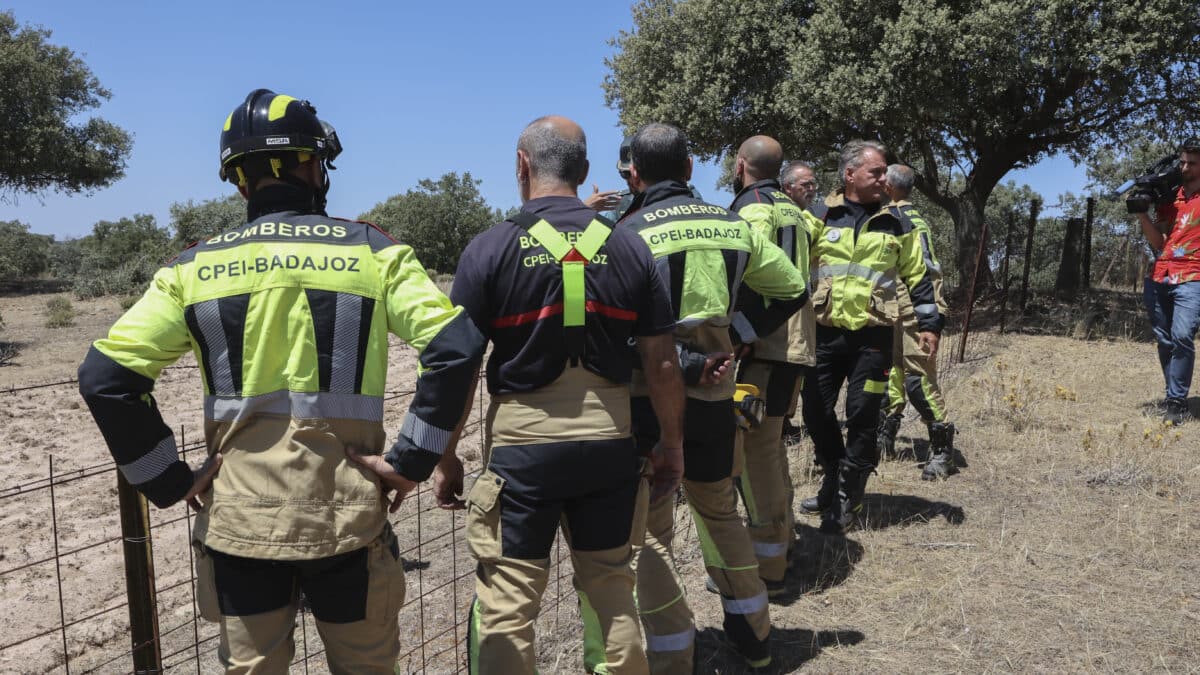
[1,286,1197,674]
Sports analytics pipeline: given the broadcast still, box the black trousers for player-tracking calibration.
[801,324,893,473]
[486,439,641,559]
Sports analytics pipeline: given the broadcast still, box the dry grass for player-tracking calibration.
[670,324,1199,673]
[533,309,1198,673]
[0,289,1196,673]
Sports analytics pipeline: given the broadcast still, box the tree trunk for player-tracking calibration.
[1099,234,1131,287]
[1056,217,1086,296]
[946,192,991,299]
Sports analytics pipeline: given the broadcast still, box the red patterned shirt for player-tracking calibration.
[1153,187,1200,284]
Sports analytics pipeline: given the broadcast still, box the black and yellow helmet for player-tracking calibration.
[218,89,342,187]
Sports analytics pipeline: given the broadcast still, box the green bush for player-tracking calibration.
[0,220,52,281]
[45,297,75,328]
[69,214,171,299]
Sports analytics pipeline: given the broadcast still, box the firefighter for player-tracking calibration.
[622,123,809,671]
[876,164,955,479]
[798,140,945,534]
[728,136,814,588]
[78,89,485,673]
[779,160,827,443]
[451,115,686,674]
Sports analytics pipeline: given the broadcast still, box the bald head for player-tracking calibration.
[885,163,916,201]
[737,135,784,181]
[517,115,588,186]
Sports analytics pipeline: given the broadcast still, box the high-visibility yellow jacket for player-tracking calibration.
[810,193,944,333]
[78,187,485,559]
[731,178,816,366]
[622,180,808,400]
[889,200,948,343]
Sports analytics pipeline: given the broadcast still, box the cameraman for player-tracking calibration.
[1135,138,1200,425]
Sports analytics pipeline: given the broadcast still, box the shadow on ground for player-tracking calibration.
[1138,397,1200,419]
[695,625,866,673]
[402,558,431,572]
[0,341,24,368]
[859,493,965,531]
[768,524,863,605]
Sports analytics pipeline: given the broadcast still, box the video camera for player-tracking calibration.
[1120,156,1181,215]
[1120,137,1200,214]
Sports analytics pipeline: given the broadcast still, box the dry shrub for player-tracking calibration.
[45,296,75,328]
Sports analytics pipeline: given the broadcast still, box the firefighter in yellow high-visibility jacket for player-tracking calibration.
[876,164,955,480]
[79,89,486,673]
[797,141,946,534]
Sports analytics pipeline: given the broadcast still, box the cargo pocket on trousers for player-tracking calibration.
[366,523,407,624]
[192,540,220,622]
[466,470,506,562]
[630,459,651,548]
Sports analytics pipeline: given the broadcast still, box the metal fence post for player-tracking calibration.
[1019,198,1042,311]
[957,219,989,364]
[117,472,163,673]
[999,210,1015,333]
[1083,196,1094,289]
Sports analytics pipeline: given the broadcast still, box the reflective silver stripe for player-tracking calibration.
[919,232,941,273]
[119,435,179,485]
[194,299,235,395]
[721,591,768,615]
[727,250,749,311]
[205,391,384,423]
[753,541,788,558]
[730,311,757,344]
[330,293,363,394]
[814,263,897,291]
[914,303,939,319]
[401,413,453,455]
[646,627,695,653]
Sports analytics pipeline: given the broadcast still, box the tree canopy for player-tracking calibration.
[605,0,1200,283]
[0,11,132,199]
[359,172,501,274]
[68,214,172,299]
[0,220,52,282]
[169,195,245,248]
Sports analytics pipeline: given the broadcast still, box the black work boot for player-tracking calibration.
[876,411,902,458]
[799,464,837,516]
[1163,398,1190,426]
[921,421,957,480]
[819,466,867,535]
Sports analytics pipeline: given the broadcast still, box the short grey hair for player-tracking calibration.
[517,116,588,184]
[780,161,814,188]
[838,140,888,185]
[886,163,915,195]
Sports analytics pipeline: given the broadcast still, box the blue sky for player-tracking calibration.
[6,1,1089,239]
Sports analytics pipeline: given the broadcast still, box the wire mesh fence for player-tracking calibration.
[0,324,979,674]
[0,371,605,674]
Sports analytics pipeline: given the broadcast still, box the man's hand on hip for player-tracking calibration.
[345,446,418,513]
[918,331,940,357]
[649,443,684,503]
[185,453,223,511]
[432,453,466,510]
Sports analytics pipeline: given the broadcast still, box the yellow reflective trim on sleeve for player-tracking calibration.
[267,95,297,121]
[864,379,887,394]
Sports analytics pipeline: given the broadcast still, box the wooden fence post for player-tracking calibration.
[118,473,163,673]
